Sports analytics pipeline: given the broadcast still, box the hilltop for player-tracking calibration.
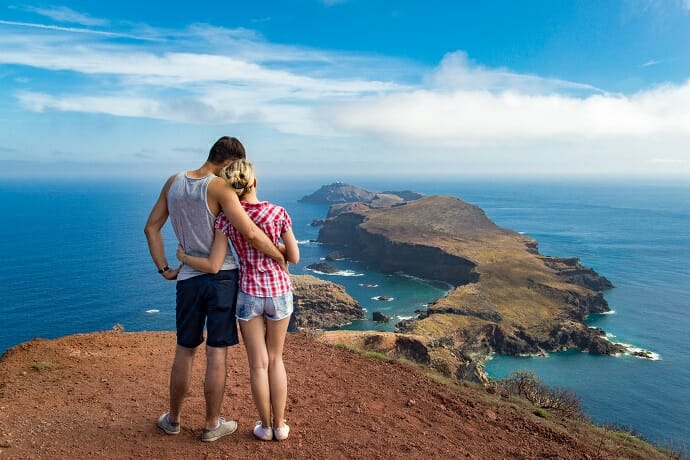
[0,330,672,459]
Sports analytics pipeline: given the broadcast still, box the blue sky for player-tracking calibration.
[2,1,690,178]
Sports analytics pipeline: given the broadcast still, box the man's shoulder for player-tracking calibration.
[162,172,182,193]
[208,177,237,204]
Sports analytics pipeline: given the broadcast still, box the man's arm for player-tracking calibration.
[176,229,228,274]
[209,178,287,270]
[144,175,180,280]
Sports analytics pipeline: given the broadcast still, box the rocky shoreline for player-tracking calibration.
[301,183,639,384]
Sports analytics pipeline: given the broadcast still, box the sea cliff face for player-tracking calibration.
[313,192,624,380]
[290,274,364,330]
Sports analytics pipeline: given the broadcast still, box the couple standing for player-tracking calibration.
[144,136,299,442]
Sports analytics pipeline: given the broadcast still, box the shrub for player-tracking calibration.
[31,361,54,373]
[430,357,453,378]
[533,408,549,419]
[498,370,583,419]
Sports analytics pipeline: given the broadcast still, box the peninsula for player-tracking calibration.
[307,183,629,383]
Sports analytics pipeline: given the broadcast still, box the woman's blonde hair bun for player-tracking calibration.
[220,159,255,196]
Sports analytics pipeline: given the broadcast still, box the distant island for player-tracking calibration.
[301,182,649,383]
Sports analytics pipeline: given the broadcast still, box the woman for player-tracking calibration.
[177,159,299,441]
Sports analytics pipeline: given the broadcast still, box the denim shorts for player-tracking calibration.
[236,290,293,321]
[175,269,239,348]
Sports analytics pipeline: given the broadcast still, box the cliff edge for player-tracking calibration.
[0,331,670,459]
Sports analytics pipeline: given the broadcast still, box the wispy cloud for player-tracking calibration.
[0,19,159,41]
[642,59,660,67]
[3,16,690,170]
[22,6,110,27]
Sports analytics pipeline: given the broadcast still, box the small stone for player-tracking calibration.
[20,371,27,376]
[406,399,416,407]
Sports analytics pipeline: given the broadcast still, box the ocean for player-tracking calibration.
[1,176,688,447]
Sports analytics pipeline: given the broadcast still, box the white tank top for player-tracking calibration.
[167,172,238,280]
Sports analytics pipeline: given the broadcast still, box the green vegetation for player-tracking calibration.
[31,361,54,373]
[533,408,549,419]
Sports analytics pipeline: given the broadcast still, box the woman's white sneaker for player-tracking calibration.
[273,422,290,441]
[253,421,273,441]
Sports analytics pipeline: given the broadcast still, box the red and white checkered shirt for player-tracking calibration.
[215,201,292,297]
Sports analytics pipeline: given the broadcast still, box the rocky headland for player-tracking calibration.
[306,183,630,384]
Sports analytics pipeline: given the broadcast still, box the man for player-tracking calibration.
[144,136,285,442]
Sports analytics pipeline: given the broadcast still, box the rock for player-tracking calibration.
[327,202,372,218]
[306,262,339,274]
[455,357,489,385]
[394,336,430,365]
[290,275,365,330]
[325,251,347,261]
[630,349,654,359]
[310,219,326,227]
[373,295,393,302]
[300,182,376,204]
[369,193,405,208]
[381,190,424,201]
[372,312,391,322]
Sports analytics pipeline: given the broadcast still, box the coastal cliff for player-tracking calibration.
[291,274,364,330]
[311,187,626,381]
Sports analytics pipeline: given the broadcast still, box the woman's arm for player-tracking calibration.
[176,229,228,274]
[281,228,300,265]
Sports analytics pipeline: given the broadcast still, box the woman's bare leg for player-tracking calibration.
[266,316,290,428]
[239,317,271,427]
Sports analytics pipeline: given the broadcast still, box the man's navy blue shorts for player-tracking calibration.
[175,269,239,348]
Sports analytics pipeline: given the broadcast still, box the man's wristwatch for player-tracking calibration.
[157,265,171,274]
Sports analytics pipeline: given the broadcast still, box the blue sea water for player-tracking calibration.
[1,177,688,447]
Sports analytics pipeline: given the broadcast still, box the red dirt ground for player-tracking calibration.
[0,331,672,459]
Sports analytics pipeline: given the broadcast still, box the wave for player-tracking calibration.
[395,315,414,321]
[145,309,160,314]
[602,335,661,360]
[358,283,379,288]
[371,296,394,301]
[297,240,321,246]
[616,342,661,361]
[306,268,364,277]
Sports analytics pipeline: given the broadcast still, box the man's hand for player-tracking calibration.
[162,264,181,280]
[176,244,186,264]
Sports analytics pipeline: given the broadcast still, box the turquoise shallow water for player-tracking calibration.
[0,177,688,446]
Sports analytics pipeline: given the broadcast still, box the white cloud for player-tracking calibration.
[24,6,110,27]
[427,51,606,95]
[3,19,690,176]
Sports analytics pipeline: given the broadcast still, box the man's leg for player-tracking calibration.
[169,344,197,424]
[204,345,228,430]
